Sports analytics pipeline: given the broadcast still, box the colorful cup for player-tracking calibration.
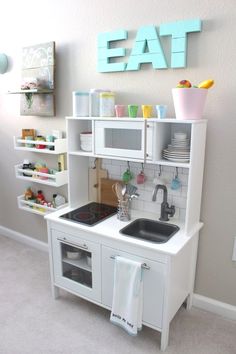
[115,105,125,117]
[128,105,138,118]
[156,105,167,119]
[142,105,153,118]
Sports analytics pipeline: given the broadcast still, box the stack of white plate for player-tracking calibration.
[162,132,190,162]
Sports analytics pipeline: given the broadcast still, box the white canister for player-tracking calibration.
[72,91,89,117]
[89,89,102,117]
[99,92,115,117]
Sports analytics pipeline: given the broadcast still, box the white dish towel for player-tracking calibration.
[110,256,143,335]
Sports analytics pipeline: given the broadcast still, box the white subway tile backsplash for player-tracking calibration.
[106,165,121,176]
[90,158,189,221]
[144,200,160,213]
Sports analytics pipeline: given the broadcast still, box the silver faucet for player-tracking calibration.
[152,184,175,221]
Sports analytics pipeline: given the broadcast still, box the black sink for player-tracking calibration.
[119,218,179,243]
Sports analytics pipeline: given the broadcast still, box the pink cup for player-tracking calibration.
[115,105,125,117]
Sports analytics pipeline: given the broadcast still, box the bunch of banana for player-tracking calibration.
[198,79,214,89]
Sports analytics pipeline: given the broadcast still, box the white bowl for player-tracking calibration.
[81,143,92,151]
[66,251,82,260]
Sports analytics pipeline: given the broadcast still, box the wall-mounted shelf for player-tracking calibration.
[15,164,68,187]
[17,195,67,216]
[8,41,55,116]
[13,137,67,154]
[8,89,54,94]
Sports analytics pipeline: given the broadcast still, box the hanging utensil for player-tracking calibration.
[137,163,146,184]
[122,161,133,183]
[171,167,181,190]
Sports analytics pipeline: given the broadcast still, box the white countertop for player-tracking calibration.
[45,204,203,256]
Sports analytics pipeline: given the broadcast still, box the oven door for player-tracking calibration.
[51,229,101,303]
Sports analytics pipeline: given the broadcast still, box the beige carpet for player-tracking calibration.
[0,235,235,354]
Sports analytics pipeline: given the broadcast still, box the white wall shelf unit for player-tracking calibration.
[17,195,67,216]
[14,133,68,215]
[13,137,67,154]
[15,164,68,187]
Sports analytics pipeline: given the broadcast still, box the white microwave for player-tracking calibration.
[94,120,153,160]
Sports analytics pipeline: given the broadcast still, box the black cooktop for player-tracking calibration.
[60,202,117,226]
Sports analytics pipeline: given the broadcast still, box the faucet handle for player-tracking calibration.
[169,205,175,217]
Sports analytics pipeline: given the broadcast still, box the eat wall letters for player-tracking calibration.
[97,19,201,72]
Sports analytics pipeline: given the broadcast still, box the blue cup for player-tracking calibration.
[156,105,167,119]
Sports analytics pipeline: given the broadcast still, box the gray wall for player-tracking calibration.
[0,0,235,305]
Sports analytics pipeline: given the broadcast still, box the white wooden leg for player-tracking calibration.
[52,285,60,299]
[160,324,169,351]
[186,293,193,310]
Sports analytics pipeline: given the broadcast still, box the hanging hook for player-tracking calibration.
[127,161,130,171]
[93,158,97,169]
[158,165,162,177]
[175,167,178,178]
[141,162,144,172]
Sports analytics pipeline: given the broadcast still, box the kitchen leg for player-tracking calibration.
[52,285,60,299]
[160,324,169,351]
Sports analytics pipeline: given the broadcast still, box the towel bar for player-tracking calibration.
[110,255,150,270]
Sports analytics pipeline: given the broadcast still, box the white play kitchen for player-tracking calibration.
[45,90,208,351]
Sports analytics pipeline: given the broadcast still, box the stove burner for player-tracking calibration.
[60,202,117,226]
[73,211,95,223]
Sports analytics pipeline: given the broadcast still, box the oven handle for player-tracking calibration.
[57,237,88,250]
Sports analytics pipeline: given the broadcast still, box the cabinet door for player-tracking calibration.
[95,120,146,159]
[101,246,165,329]
[51,230,101,302]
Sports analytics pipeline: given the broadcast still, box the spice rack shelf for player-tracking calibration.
[13,137,67,154]
[17,195,68,216]
[15,164,68,187]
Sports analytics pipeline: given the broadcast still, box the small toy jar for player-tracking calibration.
[99,92,115,117]
[35,136,46,149]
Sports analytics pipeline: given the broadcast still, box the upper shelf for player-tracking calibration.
[14,137,67,154]
[66,116,207,124]
[8,89,54,94]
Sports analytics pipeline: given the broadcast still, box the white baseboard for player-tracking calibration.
[193,293,236,322]
[0,225,48,253]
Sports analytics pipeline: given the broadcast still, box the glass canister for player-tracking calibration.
[72,91,89,117]
[99,92,115,117]
[89,89,109,117]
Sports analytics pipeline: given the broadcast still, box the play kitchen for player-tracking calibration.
[45,81,210,351]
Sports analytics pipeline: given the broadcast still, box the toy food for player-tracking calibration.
[177,80,192,88]
[198,79,214,89]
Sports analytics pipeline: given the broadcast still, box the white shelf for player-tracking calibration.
[154,159,190,168]
[17,195,67,216]
[66,116,207,124]
[62,257,91,272]
[15,164,68,187]
[8,89,54,94]
[13,137,67,154]
[69,151,94,157]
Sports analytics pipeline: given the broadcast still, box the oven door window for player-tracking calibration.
[61,242,92,288]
